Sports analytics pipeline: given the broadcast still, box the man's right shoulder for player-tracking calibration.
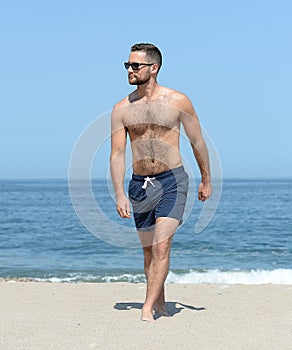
[111,96,130,125]
[113,96,130,110]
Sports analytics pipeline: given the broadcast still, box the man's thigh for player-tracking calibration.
[138,230,155,248]
[153,217,179,245]
[137,216,179,247]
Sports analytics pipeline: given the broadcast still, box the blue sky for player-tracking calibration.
[1,0,291,179]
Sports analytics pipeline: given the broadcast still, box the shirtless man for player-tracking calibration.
[110,43,212,322]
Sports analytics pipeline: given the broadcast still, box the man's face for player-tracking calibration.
[127,51,152,85]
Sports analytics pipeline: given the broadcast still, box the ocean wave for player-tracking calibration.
[166,268,292,285]
[33,273,146,284]
[3,268,292,285]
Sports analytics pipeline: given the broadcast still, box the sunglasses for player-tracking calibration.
[124,62,154,71]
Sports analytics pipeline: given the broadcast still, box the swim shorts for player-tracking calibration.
[128,165,189,231]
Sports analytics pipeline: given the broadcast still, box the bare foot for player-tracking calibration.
[154,304,170,317]
[141,308,155,323]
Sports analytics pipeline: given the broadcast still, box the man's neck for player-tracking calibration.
[136,80,159,100]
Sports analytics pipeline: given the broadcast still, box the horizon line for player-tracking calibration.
[0,176,292,181]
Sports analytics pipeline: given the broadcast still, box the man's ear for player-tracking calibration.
[151,63,159,74]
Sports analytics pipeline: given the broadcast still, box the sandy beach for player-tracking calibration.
[0,282,291,350]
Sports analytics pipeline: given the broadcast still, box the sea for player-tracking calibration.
[0,178,292,284]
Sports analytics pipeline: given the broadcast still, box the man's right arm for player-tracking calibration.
[110,104,131,218]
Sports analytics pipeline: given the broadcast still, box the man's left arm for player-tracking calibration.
[179,95,212,201]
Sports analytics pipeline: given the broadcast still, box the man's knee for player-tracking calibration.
[152,239,171,260]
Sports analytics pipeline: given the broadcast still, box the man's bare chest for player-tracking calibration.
[123,102,180,138]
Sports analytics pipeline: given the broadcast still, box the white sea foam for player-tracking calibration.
[34,272,146,284]
[32,269,292,284]
[166,269,292,285]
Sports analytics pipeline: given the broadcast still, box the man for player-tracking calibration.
[110,43,212,322]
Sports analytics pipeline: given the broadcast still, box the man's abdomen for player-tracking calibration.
[132,158,182,176]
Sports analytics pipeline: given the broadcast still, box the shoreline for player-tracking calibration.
[1,266,292,285]
[1,282,291,349]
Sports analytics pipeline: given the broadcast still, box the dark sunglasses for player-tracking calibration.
[124,62,154,70]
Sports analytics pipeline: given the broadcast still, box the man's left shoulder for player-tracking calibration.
[160,87,195,118]
[161,86,191,103]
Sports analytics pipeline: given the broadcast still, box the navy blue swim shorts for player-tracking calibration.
[128,166,189,231]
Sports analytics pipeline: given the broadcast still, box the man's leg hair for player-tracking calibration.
[141,243,169,316]
[139,217,179,322]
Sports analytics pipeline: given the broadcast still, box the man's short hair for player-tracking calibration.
[131,43,162,73]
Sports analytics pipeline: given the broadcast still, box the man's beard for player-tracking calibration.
[128,74,151,85]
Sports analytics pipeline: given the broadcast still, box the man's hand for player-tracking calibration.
[198,182,212,202]
[116,194,131,218]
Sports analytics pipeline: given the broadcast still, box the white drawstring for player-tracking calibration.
[142,176,155,189]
